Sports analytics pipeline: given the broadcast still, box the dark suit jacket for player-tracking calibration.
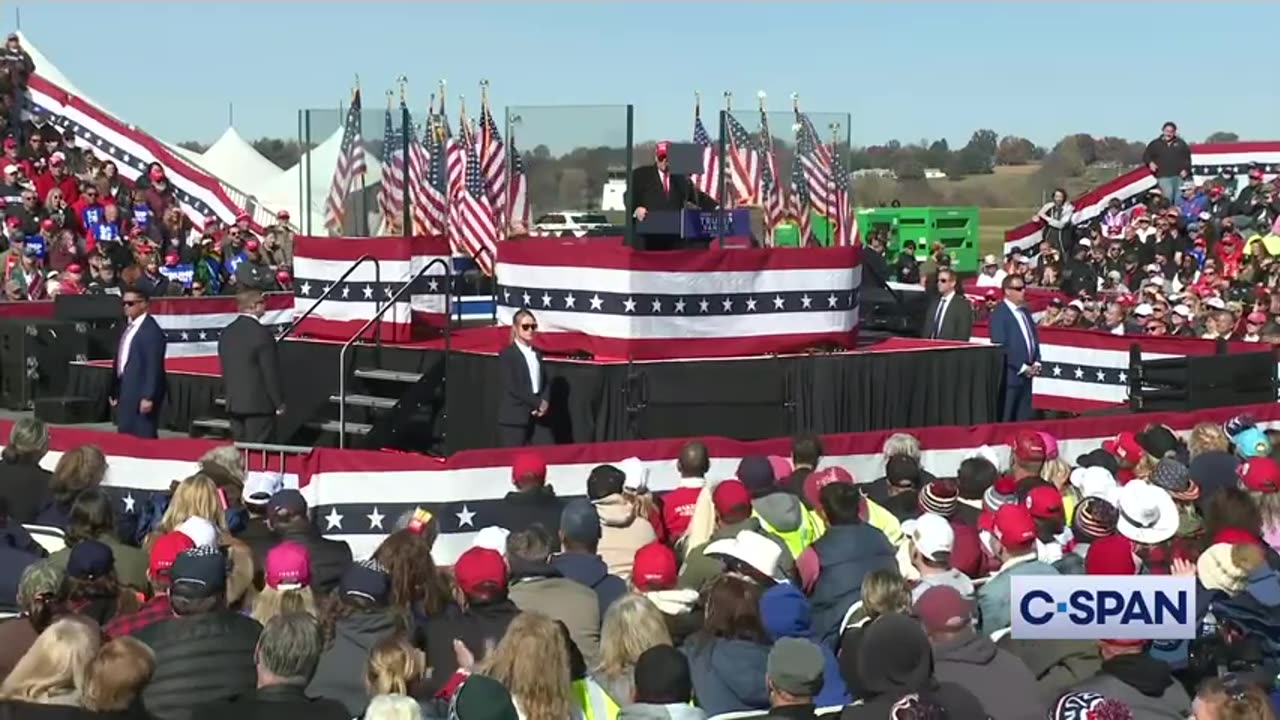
[629,165,698,214]
[497,342,548,427]
[218,315,283,415]
[111,315,166,405]
[989,301,1041,384]
[922,292,975,341]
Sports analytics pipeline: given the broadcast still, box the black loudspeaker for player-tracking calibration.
[1130,349,1276,412]
[33,395,100,424]
[54,294,123,322]
[0,319,91,410]
[626,358,790,441]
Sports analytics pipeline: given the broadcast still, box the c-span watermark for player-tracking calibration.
[1011,575,1195,640]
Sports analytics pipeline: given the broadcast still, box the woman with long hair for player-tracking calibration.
[683,575,770,716]
[479,612,576,720]
[36,445,107,529]
[371,526,451,622]
[0,564,68,679]
[307,560,404,716]
[0,616,101,707]
[250,542,317,625]
[496,308,551,448]
[364,634,426,698]
[49,489,147,592]
[837,568,911,700]
[61,540,140,627]
[0,418,50,524]
[80,637,154,714]
[593,595,671,707]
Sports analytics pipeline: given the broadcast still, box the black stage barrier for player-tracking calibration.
[66,340,1002,451]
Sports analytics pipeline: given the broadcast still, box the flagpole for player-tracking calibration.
[398,76,411,239]
[829,121,840,247]
[758,91,772,247]
[438,79,452,256]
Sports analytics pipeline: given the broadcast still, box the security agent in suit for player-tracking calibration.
[988,274,1042,422]
[497,308,552,447]
[218,289,285,443]
[110,287,167,438]
[922,268,974,341]
[630,141,717,251]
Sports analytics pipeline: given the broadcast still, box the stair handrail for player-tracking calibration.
[336,258,452,449]
[276,255,382,343]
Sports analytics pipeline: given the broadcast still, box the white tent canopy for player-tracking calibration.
[197,127,284,197]
[258,126,383,234]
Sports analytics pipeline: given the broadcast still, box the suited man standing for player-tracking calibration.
[218,289,285,442]
[988,275,1041,422]
[111,287,167,438]
[922,268,973,341]
[497,308,552,447]
[630,141,712,251]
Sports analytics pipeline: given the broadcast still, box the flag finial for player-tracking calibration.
[724,91,732,112]
[384,89,393,110]
[397,75,407,104]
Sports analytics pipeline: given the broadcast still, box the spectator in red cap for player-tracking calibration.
[140,163,174,215]
[1103,432,1147,485]
[659,440,709,542]
[976,503,1059,634]
[630,541,700,645]
[678,480,793,592]
[1084,533,1137,576]
[1024,483,1071,564]
[1010,430,1048,483]
[233,237,276,291]
[502,451,564,552]
[914,585,1044,720]
[104,530,195,638]
[32,151,79,208]
[419,546,519,697]
[1237,456,1280,550]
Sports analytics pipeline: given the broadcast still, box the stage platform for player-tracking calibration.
[67,328,1003,453]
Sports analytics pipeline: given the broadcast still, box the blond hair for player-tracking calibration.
[596,595,671,679]
[1189,422,1231,458]
[81,637,155,712]
[145,473,228,549]
[478,612,573,720]
[0,616,101,702]
[251,585,318,626]
[861,569,910,619]
[364,635,426,697]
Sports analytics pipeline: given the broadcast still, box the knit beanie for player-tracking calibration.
[918,480,959,517]
[983,475,1018,513]
[1196,542,1263,595]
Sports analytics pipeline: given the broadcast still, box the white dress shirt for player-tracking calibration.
[515,339,540,395]
[117,312,148,377]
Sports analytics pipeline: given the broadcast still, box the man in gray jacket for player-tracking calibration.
[506,525,601,667]
[1068,639,1191,719]
[915,586,1045,720]
[619,645,706,720]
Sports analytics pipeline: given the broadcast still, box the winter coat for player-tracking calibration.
[804,523,897,646]
[508,557,601,667]
[618,702,706,720]
[930,630,1045,720]
[49,535,148,591]
[0,459,51,524]
[998,638,1101,701]
[192,684,349,720]
[306,610,402,716]
[593,493,657,580]
[643,588,702,647]
[418,599,520,697]
[133,610,263,720]
[1069,654,1191,720]
[681,636,770,716]
[502,486,565,552]
[551,551,627,618]
[758,584,851,707]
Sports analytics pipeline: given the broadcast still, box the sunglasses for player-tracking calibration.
[1007,285,1026,291]
[122,300,141,307]
[519,323,538,331]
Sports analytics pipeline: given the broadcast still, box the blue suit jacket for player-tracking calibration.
[111,315,167,405]
[988,301,1041,383]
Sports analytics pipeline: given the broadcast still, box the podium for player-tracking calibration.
[635,209,751,247]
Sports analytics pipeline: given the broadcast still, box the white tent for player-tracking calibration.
[257,126,383,234]
[197,127,284,197]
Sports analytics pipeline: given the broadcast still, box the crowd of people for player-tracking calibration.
[0,33,294,302]
[0,413,1275,719]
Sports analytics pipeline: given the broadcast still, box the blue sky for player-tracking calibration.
[14,2,1279,150]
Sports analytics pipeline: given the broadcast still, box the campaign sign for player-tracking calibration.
[1011,575,1195,640]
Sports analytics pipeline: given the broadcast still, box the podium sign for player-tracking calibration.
[684,209,750,239]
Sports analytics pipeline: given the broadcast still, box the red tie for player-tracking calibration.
[661,171,669,195]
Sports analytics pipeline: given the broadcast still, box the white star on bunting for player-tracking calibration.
[341,286,351,299]
[623,297,637,313]
[366,507,385,530]
[772,295,785,310]
[122,493,136,513]
[745,298,758,312]
[456,505,476,528]
[362,285,373,299]
[1052,365,1062,377]
[827,294,838,308]
[1073,367,1085,379]
[721,298,733,312]
[299,282,312,296]
[589,294,603,311]
[541,293,552,307]
[651,298,662,313]
[564,293,576,309]
[699,298,710,313]
[324,508,344,530]
[674,298,686,313]
[801,294,812,309]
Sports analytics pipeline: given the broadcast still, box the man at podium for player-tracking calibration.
[629,141,717,251]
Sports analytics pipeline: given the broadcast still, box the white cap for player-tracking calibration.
[177,516,218,548]
[1174,304,1192,319]
[962,444,1001,469]
[1069,466,1119,504]
[2,164,15,174]
[1016,255,1032,265]
[1145,264,1161,274]
[619,457,649,492]
[1206,297,1227,310]
[704,529,785,583]
[902,513,954,561]
[473,526,511,556]
[983,254,998,266]
[1078,238,1093,248]
[243,472,284,507]
[1068,299,1086,311]
[1134,303,1154,317]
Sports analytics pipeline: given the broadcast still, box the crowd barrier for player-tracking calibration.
[6,401,1279,562]
[972,323,1276,413]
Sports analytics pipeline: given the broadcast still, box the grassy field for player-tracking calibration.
[979,207,1037,256]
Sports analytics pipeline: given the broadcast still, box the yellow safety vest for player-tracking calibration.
[864,497,903,547]
[573,678,619,720]
[754,505,826,557]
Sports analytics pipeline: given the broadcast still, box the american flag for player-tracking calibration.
[507,133,530,231]
[795,109,834,219]
[323,88,367,234]
[479,101,507,228]
[405,113,434,235]
[439,97,465,202]
[449,123,498,275]
[376,104,402,224]
[758,108,785,245]
[832,158,854,246]
[789,148,812,246]
[725,113,760,205]
[421,111,449,235]
[691,105,720,202]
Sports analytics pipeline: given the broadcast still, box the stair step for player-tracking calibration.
[191,418,231,431]
[354,368,423,383]
[306,419,373,435]
[329,393,398,410]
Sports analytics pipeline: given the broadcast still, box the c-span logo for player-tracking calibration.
[1011,575,1195,640]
